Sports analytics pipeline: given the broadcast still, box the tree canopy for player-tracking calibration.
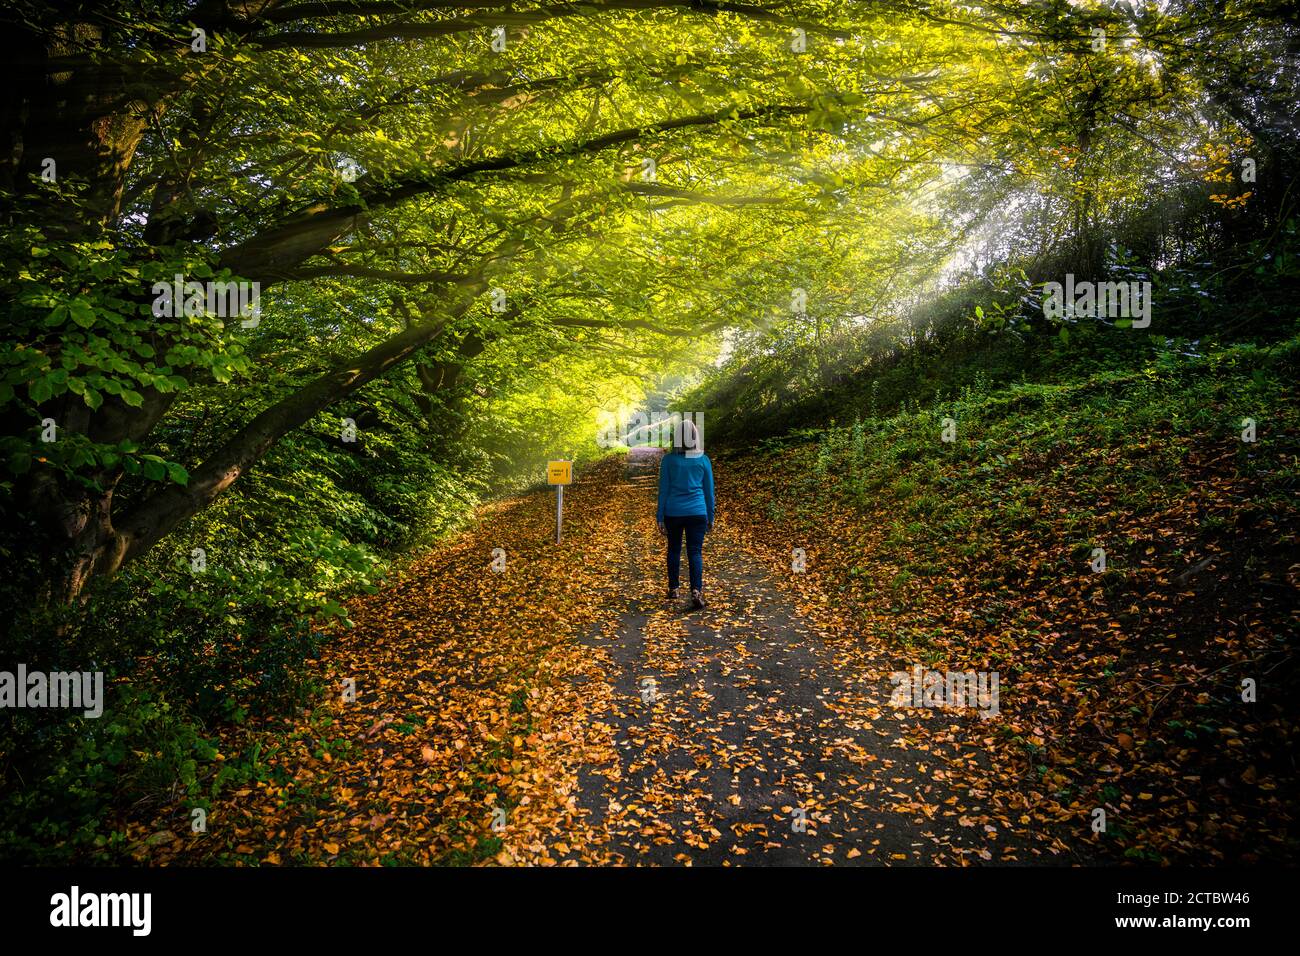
[2,0,1296,605]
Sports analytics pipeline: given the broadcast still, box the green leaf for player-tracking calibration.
[68,298,96,328]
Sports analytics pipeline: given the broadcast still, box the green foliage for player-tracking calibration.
[0,683,218,864]
[767,327,1300,565]
[0,222,249,482]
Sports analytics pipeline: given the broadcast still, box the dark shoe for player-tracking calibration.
[690,589,705,610]
[667,587,680,601]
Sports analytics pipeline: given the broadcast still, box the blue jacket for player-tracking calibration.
[657,452,715,524]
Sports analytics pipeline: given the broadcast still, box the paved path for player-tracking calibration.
[560,447,1044,865]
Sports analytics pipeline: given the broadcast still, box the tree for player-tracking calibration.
[0,1,834,605]
[3,0,1294,613]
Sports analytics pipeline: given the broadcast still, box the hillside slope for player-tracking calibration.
[714,335,1299,863]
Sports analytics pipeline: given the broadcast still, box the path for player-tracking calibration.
[157,450,1077,866]
[555,447,1051,865]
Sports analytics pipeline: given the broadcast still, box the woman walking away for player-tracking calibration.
[656,418,714,610]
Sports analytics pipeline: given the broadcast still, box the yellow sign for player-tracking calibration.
[547,460,572,485]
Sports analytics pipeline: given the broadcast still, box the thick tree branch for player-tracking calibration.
[112,286,484,566]
[217,101,812,283]
[249,0,845,48]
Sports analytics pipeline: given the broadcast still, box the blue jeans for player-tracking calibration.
[665,515,707,593]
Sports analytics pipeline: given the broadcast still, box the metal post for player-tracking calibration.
[556,483,564,544]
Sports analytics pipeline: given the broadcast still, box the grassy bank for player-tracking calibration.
[718,332,1299,863]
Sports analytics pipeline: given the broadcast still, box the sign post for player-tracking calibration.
[547,460,572,543]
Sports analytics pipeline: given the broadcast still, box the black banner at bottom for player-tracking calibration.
[0,866,1280,943]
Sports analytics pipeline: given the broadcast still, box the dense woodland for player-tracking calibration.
[1,0,1296,864]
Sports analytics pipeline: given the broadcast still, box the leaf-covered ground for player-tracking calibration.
[131,401,1295,865]
[720,369,1299,865]
[129,451,1082,865]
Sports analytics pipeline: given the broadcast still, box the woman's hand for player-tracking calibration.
[657,521,666,535]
